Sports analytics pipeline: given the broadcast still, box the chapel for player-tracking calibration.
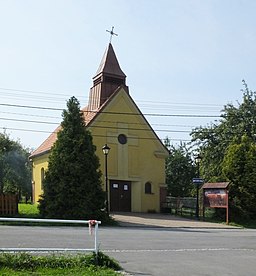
[30,43,169,212]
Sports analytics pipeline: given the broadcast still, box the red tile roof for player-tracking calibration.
[30,126,60,158]
[30,106,98,158]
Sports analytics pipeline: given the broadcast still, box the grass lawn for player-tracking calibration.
[0,266,118,275]
[0,252,121,275]
[18,203,40,218]
[17,203,118,226]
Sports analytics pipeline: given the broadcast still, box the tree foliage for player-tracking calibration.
[165,139,196,197]
[222,135,256,218]
[191,81,256,219]
[0,132,31,199]
[38,97,106,220]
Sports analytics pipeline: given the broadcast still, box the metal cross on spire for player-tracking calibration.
[106,26,118,43]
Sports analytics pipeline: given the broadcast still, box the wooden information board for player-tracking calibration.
[202,182,229,224]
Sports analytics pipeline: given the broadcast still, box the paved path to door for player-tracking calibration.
[111,212,239,229]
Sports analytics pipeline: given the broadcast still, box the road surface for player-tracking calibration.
[0,225,255,275]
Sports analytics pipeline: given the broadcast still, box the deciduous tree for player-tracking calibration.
[165,139,195,197]
[0,133,31,199]
[191,81,256,219]
[223,135,256,219]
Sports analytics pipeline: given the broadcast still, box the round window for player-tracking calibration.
[118,134,127,144]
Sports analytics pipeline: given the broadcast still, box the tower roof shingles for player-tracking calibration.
[94,43,126,79]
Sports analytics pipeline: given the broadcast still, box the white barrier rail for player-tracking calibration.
[0,217,101,254]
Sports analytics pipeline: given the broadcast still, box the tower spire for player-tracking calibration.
[88,43,128,111]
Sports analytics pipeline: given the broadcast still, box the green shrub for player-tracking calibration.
[0,252,121,271]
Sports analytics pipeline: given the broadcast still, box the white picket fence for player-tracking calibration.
[0,217,101,254]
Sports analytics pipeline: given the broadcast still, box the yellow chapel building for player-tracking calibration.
[30,43,169,213]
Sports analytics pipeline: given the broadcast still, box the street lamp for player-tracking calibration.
[195,154,202,220]
[102,144,110,214]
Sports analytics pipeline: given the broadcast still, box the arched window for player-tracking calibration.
[41,168,45,190]
[145,182,152,194]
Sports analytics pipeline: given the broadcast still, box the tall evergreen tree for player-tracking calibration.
[39,97,106,220]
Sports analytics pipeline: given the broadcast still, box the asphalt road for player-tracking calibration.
[0,225,255,276]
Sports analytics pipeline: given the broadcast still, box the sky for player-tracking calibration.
[0,0,256,150]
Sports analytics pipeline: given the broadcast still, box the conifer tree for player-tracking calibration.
[39,97,106,219]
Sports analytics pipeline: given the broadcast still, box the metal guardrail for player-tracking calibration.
[0,217,101,254]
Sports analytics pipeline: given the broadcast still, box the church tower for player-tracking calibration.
[87,43,129,111]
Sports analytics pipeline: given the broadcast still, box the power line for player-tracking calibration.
[0,111,60,119]
[135,99,223,107]
[0,117,57,125]
[0,87,228,117]
[1,93,222,112]
[86,125,192,133]
[0,93,223,145]
[0,103,62,111]
[0,127,191,142]
[0,103,221,118]
[0,87,87,99]
[3,113,244,143]
[0,127,52,134]
[1,125,248,144]
[0,87,225,108]
[0,111,198,128]
[0,117,193,133]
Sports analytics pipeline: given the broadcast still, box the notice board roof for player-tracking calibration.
[202,182,229,189]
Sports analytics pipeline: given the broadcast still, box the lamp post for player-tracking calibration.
[102,144,110,214]
[195,154,202,220]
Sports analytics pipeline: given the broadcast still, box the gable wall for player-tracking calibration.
[89,88,168,212]
[31,88,168,212]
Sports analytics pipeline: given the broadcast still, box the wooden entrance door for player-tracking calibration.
[110,180,131,212]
